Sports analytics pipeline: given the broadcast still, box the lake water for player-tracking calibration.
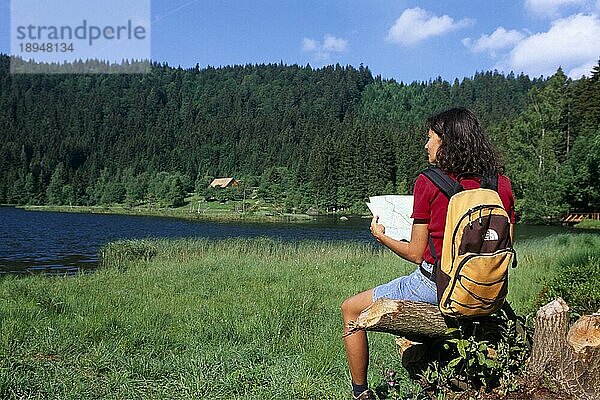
[0,206,595,275]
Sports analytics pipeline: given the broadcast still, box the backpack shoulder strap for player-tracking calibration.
[421,167,463,199]
[481,174,499,192]
[421,167,463,271]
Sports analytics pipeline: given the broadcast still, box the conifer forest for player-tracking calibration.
[1,54,599,222]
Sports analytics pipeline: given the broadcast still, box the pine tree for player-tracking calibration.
[46,164,66,205]
[505,69,571,222]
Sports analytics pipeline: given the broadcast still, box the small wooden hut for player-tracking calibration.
[209,177,239,188]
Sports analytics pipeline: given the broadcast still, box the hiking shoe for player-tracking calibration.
[352,389,376,400]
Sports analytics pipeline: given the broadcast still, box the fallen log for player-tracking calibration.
[345,298,507,380]
[528,298,600,400]
[345,298,448,341]
[345,298,505,342]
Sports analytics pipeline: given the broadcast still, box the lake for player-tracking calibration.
[0,206,595,275]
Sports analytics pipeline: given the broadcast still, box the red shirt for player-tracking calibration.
[411,173,515,265]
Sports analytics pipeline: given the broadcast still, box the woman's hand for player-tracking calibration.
[369,217,429,264]
[370,216,385,241]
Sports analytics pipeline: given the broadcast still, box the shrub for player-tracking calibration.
[419,312,530,396]
[540,249,600,316]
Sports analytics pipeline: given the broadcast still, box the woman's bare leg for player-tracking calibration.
[341,289,375,386]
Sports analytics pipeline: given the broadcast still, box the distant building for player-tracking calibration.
[209,177,239,188]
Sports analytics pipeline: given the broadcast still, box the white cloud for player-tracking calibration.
[386,7,474,46]
[463,27,526,56]
[569,61,597,77]
[302,38,318,52]
[302,34,348,61]
[525,0,587,17]
[499,13,600,77]
[322,34,348,52]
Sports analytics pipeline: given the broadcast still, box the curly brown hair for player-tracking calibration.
[426,108,503,175]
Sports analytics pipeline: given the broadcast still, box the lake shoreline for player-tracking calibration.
[16,204,325,224]
[0,206,373,276]
[2,203,598,277]
[15,204,598,231]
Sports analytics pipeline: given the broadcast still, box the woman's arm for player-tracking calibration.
[370,216,429,264]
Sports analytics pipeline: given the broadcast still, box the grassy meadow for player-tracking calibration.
[1,234,599,399]
[19,194,317,224]
[575,218,600,229]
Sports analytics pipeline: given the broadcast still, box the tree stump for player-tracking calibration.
[528,297,600,400]
[529,298,570,384]
[394,337,447,379]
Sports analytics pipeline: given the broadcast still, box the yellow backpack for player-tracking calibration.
[422,167,516,318]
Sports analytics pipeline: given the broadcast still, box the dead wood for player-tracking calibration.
[345,298,448,341]
[528,297,600,400]
[346,298,505,342]
[347,297,600,399]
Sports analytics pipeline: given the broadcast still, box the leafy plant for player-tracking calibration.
[419,312,530,395]
[383,368,403,400]
[494,319,530,394]
[377,367,429,400]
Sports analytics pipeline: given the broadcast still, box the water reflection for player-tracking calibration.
[0,207,372,275]
[1,206,597,276]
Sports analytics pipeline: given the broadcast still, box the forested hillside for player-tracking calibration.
[1,54,599,221]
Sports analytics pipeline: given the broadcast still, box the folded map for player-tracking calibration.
[366,195,414,241]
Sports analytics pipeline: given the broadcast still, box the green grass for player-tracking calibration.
[18,192,319,223]
[507,233,600,315]
[1,234,600,399]
[19,202,315,224]
[574,218,600,229]
[0,239,416,399]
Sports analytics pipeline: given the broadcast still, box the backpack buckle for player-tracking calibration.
[419,262,436,282]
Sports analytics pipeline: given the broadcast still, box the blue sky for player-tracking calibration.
[1,0,599,82]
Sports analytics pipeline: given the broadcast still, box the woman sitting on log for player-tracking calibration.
[341,107,516,400]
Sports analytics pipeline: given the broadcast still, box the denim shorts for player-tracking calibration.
[372,261,438,304]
